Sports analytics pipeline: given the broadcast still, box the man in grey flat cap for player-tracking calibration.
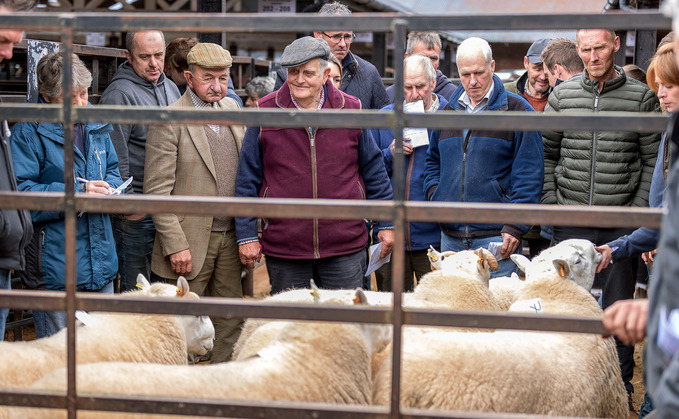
[144,43,245,363]
[235,36,394,294]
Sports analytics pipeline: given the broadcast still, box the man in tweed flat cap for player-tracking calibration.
[144,43,246,363]
[235,36,394,294]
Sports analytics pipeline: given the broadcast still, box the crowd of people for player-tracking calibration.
[1,0,679,416]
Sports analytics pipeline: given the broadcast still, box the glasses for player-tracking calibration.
[321,32,356,44]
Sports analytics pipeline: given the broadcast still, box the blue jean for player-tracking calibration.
[111,214,156,292]
[440,233,520,278]
[33,280,114,339]
[0,269,10,341]
[266,249,368,294]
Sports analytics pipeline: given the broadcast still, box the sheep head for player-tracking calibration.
[427,246,456,270]
[424,249,497,288]
[512,239,601,291]
[353,288,392,356]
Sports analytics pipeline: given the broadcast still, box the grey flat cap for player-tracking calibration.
[280,36,331,68]
[526,38,551,64]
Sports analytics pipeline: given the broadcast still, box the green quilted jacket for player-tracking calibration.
[541,66,661,207]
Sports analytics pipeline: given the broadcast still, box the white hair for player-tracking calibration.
[456,37,493,66]
[404,54,436,83]
[663,0,679,33]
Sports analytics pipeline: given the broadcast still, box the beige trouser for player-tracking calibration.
[189,230,244,363]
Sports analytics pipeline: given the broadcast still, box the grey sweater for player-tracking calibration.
[98,62,181,193]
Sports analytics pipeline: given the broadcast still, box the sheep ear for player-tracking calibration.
[136,274,151,290]
[474,248,498,271]
[310,279,321,303]
[176,276,190,297]
[427,246,441,269]
[510,254,530,274]
[353,289,368,305]
[552,260,570,279]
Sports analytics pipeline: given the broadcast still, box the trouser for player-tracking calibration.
[266,248,368,295]
[441,232,521,278]
[187,230,244,363]
[33,280,114,339]
[374,248,433,292]
[111,214,156,293]
[0,269,9,340]
[552,225,638,393]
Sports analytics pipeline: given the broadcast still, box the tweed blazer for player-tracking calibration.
[144,90,245,279]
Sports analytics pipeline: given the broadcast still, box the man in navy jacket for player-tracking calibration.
[423,37,544,278]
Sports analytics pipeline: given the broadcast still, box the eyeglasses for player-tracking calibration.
[321,32,356,44]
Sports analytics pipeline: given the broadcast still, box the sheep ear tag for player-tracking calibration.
[552,260,570,279]
[176,276,190,297]
[310,279,322,303]
[136,273,151,290]
[75,310,96,326]
[353,289,368,305]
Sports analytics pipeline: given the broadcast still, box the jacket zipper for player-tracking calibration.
[405,155,414,251]
[307,127,320,259]
[589,88,600,206]
[462,130,471,237]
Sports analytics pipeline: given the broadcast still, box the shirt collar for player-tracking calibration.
[189,88,219,109]
[290,85,326,111]
[458,82,494,113]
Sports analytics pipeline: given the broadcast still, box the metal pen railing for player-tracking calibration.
[0,10,670,418]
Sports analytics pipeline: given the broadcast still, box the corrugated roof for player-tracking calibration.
[363,0,609,43]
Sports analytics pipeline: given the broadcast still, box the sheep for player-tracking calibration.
[373,246,626,417]
[489,239,602,312]
[233,280,392,360]
[13,289,392,419]
[426,246,498,288]
[234,250,500,360]
[0,275,214,391]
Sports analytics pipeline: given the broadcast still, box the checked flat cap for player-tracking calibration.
[187,43,233,68]
[279,36,331,68]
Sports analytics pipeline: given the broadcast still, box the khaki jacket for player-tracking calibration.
[144,91,245,279]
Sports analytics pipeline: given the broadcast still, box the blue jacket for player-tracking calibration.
[423,75,544,239]
[607,134,667,262]
[370,94,447,250]
[10,114,122,291]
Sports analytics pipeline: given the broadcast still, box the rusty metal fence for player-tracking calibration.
[0,10,671,419]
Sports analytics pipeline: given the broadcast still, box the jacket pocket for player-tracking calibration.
[20,223,46,290]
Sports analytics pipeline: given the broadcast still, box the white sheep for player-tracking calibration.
[234,250,499,360]
[489,239,602,312]
[0,275,214,391]
[373,252,627,417]
[233,280,392,360]
[14,289,391,419]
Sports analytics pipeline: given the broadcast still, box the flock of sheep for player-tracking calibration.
[0,239,628,418]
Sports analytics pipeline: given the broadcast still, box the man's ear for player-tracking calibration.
[322,66,331,83]
[313,31,323,39]
[523,56,530,71]
[125,50,131,62]
[614,35,620,53]
[184,70,193,90]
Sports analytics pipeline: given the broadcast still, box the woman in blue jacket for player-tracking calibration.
[11,52,123,338]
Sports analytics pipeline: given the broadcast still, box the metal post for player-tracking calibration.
[389,19,407,419]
